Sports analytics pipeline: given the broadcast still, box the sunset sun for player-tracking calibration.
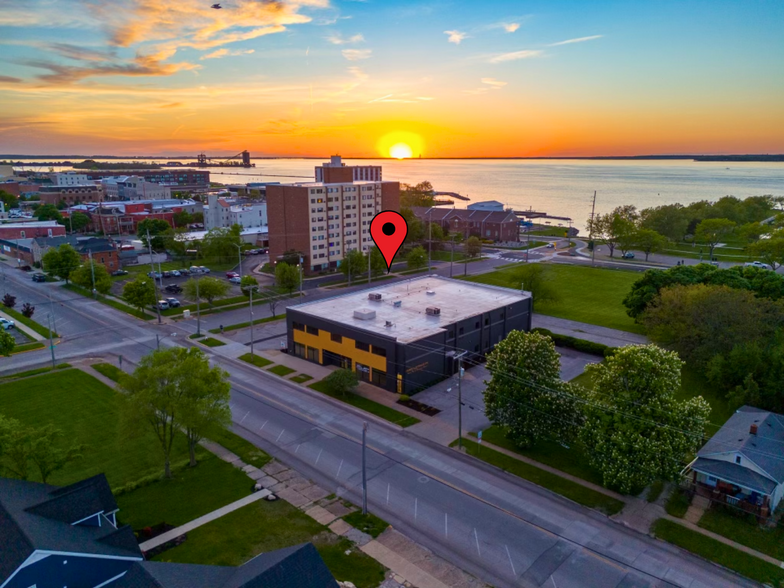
[389,143,413,159]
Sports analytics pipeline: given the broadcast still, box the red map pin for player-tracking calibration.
[370,211,408,272]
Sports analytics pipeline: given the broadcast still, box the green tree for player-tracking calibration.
[511,264,559,311]
[202,225,242,263]
[177,349,232,467]
[428,222,444,242]
[41,244,81,283]
[70,261,112,295]
[634,229,669,261]
[163,227,190,259]
[640,204,689,242]
[580,345,711,493]
[464,236,482,259]
[0,189,18,210]
[123,277,156,316]
[120,348,190,478]
[2,294,15,308]
[278,249,302,267]
[239,275,259,297]
[67,212,90,233]
[340,249,365,282]
[484,330,583,448]
[406,246,427,270]
[694,218,736,259]
[737,222,766,244]
[401,208,425,244]
[29,425,85,484]
[400,181,435,208]
[275,262,301,296]
[368,246,387,276]
[748,233,784,270]
[2,419,34,480]
[137,218,172,250]
[322,368,359,396]
[587,206,639,258]
[35,204,62,222]
[173,210,193,228]
[0,330,15,357]
[184,276,230,305]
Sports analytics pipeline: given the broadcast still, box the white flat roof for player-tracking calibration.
[291,275,530,343]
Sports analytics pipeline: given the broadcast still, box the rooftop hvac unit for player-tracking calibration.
[393,300,402,308]
[426,306,441,316]
[353,308,376,320]
[368,293,382,301]
[426,290,436,295]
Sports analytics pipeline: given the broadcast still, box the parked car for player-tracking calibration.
[171,270,181,277]
[622,252,635,259]
[189,266,202,274]
[745,261,771,270]
[200,266,210,274]
[162,271,172,279]
[545,243,555,249]
[226,271,240,279]
[178,268,191,276]
[164,284,183,294]
[243,250,255,256]
[111,269,128,276]
[31,273,46,282]
[147,271,162,279]
[165,297,180,308]
[228,276,242,284]
[152,300,170,311]
[0,318,15,330]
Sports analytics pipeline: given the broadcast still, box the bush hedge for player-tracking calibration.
[532,327,616,357]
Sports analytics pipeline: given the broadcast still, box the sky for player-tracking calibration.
[1,0,783,158]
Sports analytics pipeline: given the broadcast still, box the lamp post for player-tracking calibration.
[146,228,162,324]
[457,351,466,450]
[362,421,369,515]
[156,332,177,350]
[234,243,243,278]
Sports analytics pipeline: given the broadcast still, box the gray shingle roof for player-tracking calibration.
[690,457,778,494]
[692,406,784,493]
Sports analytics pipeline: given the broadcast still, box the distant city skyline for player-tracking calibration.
[1,0,783,158]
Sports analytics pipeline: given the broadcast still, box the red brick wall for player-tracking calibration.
[380,182,401,212]
[267,184,310,268]
[0,225,66,239]
[83,249,120,271]
[322,167,354,184]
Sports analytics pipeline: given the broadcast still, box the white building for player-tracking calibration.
[49,172,91,186]
[315,155,382,183]
[101,176,172,201]
[205,193,267,231]
[467,200,506,212]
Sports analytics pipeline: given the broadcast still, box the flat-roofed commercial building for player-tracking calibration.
[286,276,532,393]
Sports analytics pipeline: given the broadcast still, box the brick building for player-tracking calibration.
[0,221,65,240]
[0,236,119,271]
[81,169,209,190]
[413,207,520,242]
[267,178,399,274]
[315,155,382,183]
[38,184,103,206]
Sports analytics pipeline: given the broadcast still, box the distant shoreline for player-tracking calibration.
[2,154,784,163]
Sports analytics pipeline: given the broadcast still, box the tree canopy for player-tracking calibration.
[275,262,300,295]
[123,277,156,316]
[137,218,172,250]
[202,225,242,263]
[35,204,62,222]
[41,244,81,284]
[695,218,736,258]
[71,261,112,295]
[406,246,427,270]
[184,276,230,305]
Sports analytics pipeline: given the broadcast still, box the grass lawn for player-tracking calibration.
[268,364,296,377]
[2,306,60,338]
[309,381,420,428]
[0,363,70,381]
[342,511,389,539]
[199,337,225,347]
[469,426,606,487]
[646,480,665,503]
[665,486,691,518]
[652,519,784,586]
[116,452,251,530]
[291,374,313,384]
[189,333,205,339]
[209,315,284,334]
[451,438,624,515]
[699,506,784,562]
[153,499,387,588]
[239,353,273,368]
[209,427,271,468]
[0,369,191,487]
[430,250,467,262]
[465,263,644,333]
[494,241,548,250]
[91,362,125,382]
[12,342,45,354]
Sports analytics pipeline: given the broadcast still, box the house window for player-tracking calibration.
[293,322,305,332]
[293,342,305,358]
[371,346,386,357]
[355,340,370,352]
[735,455,742,465]
[307,346,320,363]
[485,317,489,326]
[475,321,480,329]
[331,333,342,343]
[458,327,464,336]
[306,325,319,336]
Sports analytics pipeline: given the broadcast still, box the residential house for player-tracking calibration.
[31,236,120,272]
[684,406,784,518]
[0,474,339,588]
[412,207,520,242]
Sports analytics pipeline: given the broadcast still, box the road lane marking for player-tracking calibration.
[386,483,390,505]
[239,411,249,424]
[295,444,301,454]
[337,459,344,478]
[445,513,448,538]
[474,528,481,557]
[315,448,323,465]
[259,420,268,431]
[414,498,418,520]
[276,429,285,442]
[505,544,516,577]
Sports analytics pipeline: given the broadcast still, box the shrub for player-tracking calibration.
[322,368,359,396]
[2,293,16,308]
[21,303,35,318]
[532,327,616,357]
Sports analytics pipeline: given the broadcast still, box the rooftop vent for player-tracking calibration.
[368,293,382,301]
[426,306,441,316]
[393,300,402,308]
[426,290,436,295]
[385,321,394,328]
[353,308,376,320]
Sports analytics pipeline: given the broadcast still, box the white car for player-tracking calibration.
[0,318,15,330]
[171,270,181,277]
[744,261,771,270]
[228,276,242,284]
[545,243,555,249]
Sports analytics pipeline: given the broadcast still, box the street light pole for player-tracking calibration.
[362,421,368,515]
[249,286,254,356]
[195,275,202,336]
[457,352,466,450]
[88,250,96,299]
[47,314,56,368]
[450,235,455,277]
[235,244,243,278]
[146,229,162,324]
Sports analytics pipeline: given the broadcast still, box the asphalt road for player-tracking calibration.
[0,263,758,588]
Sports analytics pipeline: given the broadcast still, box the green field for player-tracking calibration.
[268,364,296,377]
[652,519,784,585]
[91,362,125,382]
[208,427,271,469]
[452,438,624,515]
[239,353,273,368]
[309,381,420,427]
[200,337,225,347]
[291,374,313,384]
[153,499,387,588]
[0,369,191,487]
[699,506,784,562]
[466,263,644,333]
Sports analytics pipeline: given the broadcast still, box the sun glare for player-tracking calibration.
[389,143,413,159]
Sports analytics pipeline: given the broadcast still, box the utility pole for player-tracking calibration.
[248,286,254,356]
[362,421,368,514]
[146,228,162,324]
[589,190,597,267]
[457,352,465,450]
[195,275,202,336]
[88,250,96,299]
[235,244,243,278]
[47,314,56,368]
[156,334,160,350]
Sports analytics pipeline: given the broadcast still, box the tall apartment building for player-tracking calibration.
[267,178,399,274]
[315,155,382,183]
[205,193,267,230]
[49,172,91,186]
[101,176,172,200]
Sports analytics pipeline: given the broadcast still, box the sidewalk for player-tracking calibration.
[0,309,45,341]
